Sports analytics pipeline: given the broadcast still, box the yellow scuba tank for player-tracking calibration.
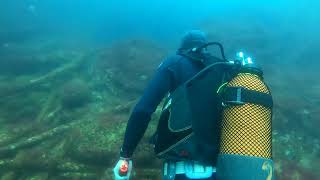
[217,53,274,180]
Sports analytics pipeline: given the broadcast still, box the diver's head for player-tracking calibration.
[179,30,208,51]
[177,30,227,63]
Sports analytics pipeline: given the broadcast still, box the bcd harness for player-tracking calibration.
[151,43,273,179]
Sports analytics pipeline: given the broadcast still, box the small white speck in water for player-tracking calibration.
[302,109,310,115]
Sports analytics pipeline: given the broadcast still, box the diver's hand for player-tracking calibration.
[113,157,133,180]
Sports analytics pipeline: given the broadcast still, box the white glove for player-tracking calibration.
[113,157,133,180]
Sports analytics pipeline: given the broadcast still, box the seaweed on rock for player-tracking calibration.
[0,33,319,179]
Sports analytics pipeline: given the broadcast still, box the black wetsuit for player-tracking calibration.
[120,53,216,180]
[121,53,204,158]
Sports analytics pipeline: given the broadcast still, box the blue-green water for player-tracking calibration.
[0,0,319,179]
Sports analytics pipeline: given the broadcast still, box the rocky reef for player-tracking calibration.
[0,28,319,180]
[0,38,165,179]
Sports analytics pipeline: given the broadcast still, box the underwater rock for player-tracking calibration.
[95,39,166,97]
[25,173,49,180]
[58,172,97,179]
[61,79,91,109]
[0,172,17,180]
[0,54,62,76]
[278,159,319,180]
[273,130,320,179]
[64,119,124,166]
[0,123,71,159]
[0,90,42,123]
[134,145,162,169]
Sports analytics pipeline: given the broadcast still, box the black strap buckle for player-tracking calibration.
[221,86,273,108]
[222,87,246,107]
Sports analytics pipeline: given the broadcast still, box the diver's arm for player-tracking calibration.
[120,62,173,158]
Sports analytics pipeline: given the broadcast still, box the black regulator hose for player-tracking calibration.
[193,42,227,61]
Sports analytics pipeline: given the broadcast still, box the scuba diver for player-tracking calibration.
[112,30,274,180]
